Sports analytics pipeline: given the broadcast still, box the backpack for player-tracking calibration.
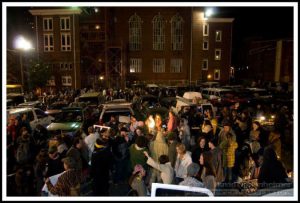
[16,140,31,164]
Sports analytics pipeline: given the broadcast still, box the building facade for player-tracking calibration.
[29,7,233,89]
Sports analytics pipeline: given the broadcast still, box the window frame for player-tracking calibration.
[170,58,183,73]
[43,17,53,31]
[203,39,209,50]
[214,69,221,80]
[129,14,142,51]
[202,59,208,70]
[215,49,221,60]
[129,58,142,73]
[171,14,184,51]
[153,58,165,73]
[203,23,209,36]
[60,17,71,31]
[152,14,165,51]
[61,33,72,51]
[216,30,222,42]
[43,33,54,52]
[61,75,72,86]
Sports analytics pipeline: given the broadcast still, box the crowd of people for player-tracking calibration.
[6,85,293,197]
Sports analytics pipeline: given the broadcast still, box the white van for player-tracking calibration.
[7,107,54,130]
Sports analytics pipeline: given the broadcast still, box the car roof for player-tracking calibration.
[79,92,102,97]
[8,107,35,114]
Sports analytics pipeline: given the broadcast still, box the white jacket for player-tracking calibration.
[175,151,192,179]
[84,132,100,160]
[146,157,174,184]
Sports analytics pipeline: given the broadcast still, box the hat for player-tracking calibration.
[222,120,232,127]
[187,163,200,177]
[61,157,76,169]
[132,164,144,175]
[48,145,58,154]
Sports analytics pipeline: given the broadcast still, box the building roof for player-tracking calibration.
[29,8,82,16]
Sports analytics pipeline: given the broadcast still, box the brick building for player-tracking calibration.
[29,7,234,89]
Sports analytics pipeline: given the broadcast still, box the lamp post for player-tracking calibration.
[14,36,33,92]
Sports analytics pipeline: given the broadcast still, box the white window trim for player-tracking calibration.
[130,58,142,73]
[214,69,220,80]
[216,30,222,42]
[171,14,184,51]
[43,34,54,52]
[170,58,182,73]
[203,40,209,50]
[202,59,208,70]
[60,62,72,70]
[153,58,165,73]
[60,17,71,31]
[61,33,71,51]
[62,75,72,86]
[43,17,53,31]
[215,49,221,60]
[203,23,209,36]
[152,14,165,51]
[129,14,142,51]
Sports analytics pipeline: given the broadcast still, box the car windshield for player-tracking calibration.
[78,97,99,105]
[48,103,68,110]
[55,110,83,122]
[102,109,132,123]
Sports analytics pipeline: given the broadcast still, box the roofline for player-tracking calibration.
[205,18,234,23]
[29,8,82,16]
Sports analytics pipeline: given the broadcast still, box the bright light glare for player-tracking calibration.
[260,116,266,121]
[15,36,33,50]
[205,8,214,17]
[148,115,155,129]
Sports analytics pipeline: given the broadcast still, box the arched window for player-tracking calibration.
[171,14,184,50]
[152,13,165,50]
[129,13,142,51]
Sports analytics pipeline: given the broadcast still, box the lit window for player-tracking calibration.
[153,58,165,73]
[61,33,71,51]
[43,18,53,31]
[153,13,165,50]
[170,58,182,73]
[216,30,222,42]
[44,34,54,52]
[129,13,142,51]
[171,14,184,51]
[203,23,209,36]
[62,76,72,86]
[202,59,208,70]
[203,40,209,50]
[215,49,221,60]
[214,69,220,80]
[130,58,142,73]
[60,17,70,30]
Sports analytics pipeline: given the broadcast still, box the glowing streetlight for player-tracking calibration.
[205,8,214,18]
[99,76,104,80]
[207,74,212,79]
[14,36,33,91]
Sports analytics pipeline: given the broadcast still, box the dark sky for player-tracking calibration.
[6,6,294,64]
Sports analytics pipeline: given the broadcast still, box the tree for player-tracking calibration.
[26,60,51,91]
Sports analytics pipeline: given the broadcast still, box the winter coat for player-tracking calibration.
[211,147,224,183]
[175,151,193,179]
[149,130,169,162]
[129,144,149,170]
[268,132,281,159]
[146,156,174,184]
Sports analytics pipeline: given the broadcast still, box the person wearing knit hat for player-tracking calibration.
[91,138,113,196]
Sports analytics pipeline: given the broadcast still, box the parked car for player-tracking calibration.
[98,100,135,125]
[18,100,47,111]
[7,107,54,131]
[45,101,69,118]
[46,107,87,137]
[76,92,105,108]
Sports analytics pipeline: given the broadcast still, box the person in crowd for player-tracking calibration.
[129,135,149,171]
[55,134,68,158]
[249,121,268,151]
[129,116,139,135]
[220,132,238,183]
[258,146,289,187]
[45,157,81,196]
[208,138,224,185]
[218,120,236,145]
[144,151,174,184]
[149,115,169,185]
[16,127,35,165]
[179,162,204,187]
[178,118,191,151]
[19,113,32,134]
[199,151,217,195]
[249,150,264,180]
[191,136,209,164]
[167,110,178,133]
[91,138,113,196]
[112,127,131,184]
[131,126,145,145]
[167,132,179,168]
[45,145,64,178]
[128,164,148,196]
[219,107,231,125]
[34,148,49,196]
[106,115,119,132]
[201,119,214,141]
[174,143,193,184]
[66,137,84,172]
[268,130,282,160]
[14,164,35,196]
[84,126,100,161]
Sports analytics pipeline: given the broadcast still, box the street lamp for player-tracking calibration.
[14,36,33,92]
[205,8,214,18]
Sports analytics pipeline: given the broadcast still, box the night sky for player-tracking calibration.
[6,6,294,66]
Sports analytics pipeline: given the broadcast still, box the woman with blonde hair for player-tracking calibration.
[174,143,192,184]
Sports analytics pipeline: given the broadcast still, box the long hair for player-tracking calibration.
[203,151,216,177]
